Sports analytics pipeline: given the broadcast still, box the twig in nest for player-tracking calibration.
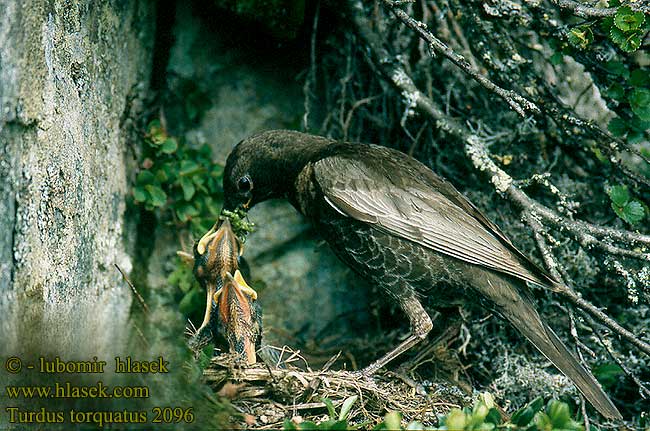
[204,354,464,428]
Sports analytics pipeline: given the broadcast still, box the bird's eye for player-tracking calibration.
[237,176,252,192]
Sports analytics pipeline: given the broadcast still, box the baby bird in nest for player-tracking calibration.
[185,218,262,364]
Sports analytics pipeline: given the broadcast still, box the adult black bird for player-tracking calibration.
[221,130,621,419]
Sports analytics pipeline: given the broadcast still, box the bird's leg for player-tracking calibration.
[362,295,432,376]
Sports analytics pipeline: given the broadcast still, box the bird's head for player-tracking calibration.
[193,218,241,288]
[223,130,334,212]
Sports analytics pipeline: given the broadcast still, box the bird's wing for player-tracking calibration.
[314,154,550,287]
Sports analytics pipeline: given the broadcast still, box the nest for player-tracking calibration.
[203,345,471,429]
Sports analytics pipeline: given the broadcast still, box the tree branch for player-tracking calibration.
[382,0,540,117]
[547,0,650,18]
[348,0,650,357]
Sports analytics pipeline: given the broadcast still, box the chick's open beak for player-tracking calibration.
[197,221,219,256]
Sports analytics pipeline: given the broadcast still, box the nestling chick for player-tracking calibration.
[192,218,261,364]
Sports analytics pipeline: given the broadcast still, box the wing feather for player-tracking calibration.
[315,155,549,287]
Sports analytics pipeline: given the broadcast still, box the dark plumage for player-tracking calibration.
[222,130,621,419]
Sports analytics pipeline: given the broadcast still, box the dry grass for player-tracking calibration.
[203,340,470,429]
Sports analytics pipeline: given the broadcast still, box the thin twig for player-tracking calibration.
[303,0,320,132]
[349,0,650,357]
[548,0,650,17]
[115,264,149,314]
[382,1,540,117]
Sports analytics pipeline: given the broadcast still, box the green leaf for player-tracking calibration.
[593,362,624,388]
[630,69,650,87]
[383,412,402,431]
[161,137,178,154]
[180,176,196,201]
[604,60,627,76]
[608,118,628,136]
[546,400,571,426]
[321,398,336,420]
[610,27,642,52]
[621,200,645,224]
[567,26,593,49]
[175,203,199,222]
[549,51,564,65]
[627,130,646,144]
[511,407,534,426]
[629,88,650,120]
[600,16,614,32]
[339,395,358,421]
[606,83,626,101]
[154,167,168,183]
[133,186,147,202]
[485,408,501,425]
[614,6,645,31]
[180,160,201,176]
[167,263,193,293]
[145,184,167,207]
[607,184,630,206]
[146,119,167,145]
[136,170,155,185]
[283,419,298,430]
[327,420,349,430]
[178,287,203,315]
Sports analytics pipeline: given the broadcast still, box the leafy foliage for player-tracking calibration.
[220,208,256,241]
[282,394,587,431]
[133,119,224,236]
[563,4,650,148]
[132,119,226,324]
[283,396,361,430]
[606,184,646,225]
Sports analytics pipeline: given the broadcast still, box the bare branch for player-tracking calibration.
[547,0,650,18]
[348,0,650,357]
[382,0,540,117]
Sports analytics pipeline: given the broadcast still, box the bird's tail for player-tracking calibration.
[504,302,622,420]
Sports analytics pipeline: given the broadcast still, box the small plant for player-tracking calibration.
[133,119,224,237]
[132,119,226,323]
[371,394,585,431]
[555,2,650,150]
[283,396,360,430]
[606,184,646,225]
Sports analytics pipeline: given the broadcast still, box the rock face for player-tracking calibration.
[0,0,155,356]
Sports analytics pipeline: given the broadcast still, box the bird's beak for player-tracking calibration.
[197,221,220,256]
[242,195,253,210]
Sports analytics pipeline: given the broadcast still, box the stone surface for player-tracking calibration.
[0,0,156,356]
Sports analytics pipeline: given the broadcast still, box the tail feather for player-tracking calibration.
[506,304,622,420]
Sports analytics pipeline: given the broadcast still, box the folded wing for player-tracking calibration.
[314,154,552,288]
